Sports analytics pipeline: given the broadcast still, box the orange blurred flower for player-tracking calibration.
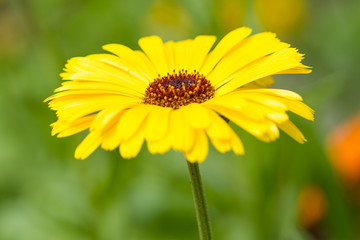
[298,185,327,229]
[0,3,28,58]
[327,113,360,186]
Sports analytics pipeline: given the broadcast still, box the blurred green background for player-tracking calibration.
[1,0,360,239]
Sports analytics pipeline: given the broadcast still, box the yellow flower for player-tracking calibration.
[45,27,314,162]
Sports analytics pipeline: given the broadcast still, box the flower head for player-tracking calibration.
[46,27,314,162]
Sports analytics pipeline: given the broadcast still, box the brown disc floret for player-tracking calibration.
[143,70,215,109]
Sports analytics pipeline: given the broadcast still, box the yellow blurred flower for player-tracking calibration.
[327,113,360,186]
[255,0,305,36]
[142,0,192,39]
[216,0,246,33]
[46,27,313,162]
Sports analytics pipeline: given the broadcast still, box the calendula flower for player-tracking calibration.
[45,27,314,162]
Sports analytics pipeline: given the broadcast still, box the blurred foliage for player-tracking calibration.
[1,0,360,239]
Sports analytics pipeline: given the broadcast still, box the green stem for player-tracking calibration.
[186,161,213,240]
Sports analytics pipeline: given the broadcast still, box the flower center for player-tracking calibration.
[143,70,215,109]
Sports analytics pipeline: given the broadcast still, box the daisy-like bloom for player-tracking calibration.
[46,27,314,162]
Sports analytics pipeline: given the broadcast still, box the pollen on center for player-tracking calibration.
[143,70,215,109]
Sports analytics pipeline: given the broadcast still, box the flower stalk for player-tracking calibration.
[187,161,213,240]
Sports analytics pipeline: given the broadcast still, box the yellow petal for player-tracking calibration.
[185,130,208,163]
[216,48,307,96]
[63,57,147,93]
[138,36,168,76]
[238,90,313,120]
[207,104,276,140]
[147,133,172,154]
[87,53,151,84]
[181,103,211,129]
[266,112,289,123]
[209,32,289,87]
[117,104,154,142]
[205,109,244,155]
[134,50,159,80]
[74,131,102,160]
[243,76,276,88]
[189,35,217,71]
[238,88,303,101]
[164,41,175,73]
[53,80,143,99]
[230,132,244,155]
[173,39,193,72]
[254,76,275,87]
[102,44,156,82]
[101,121,122,151]
[205,94,263,121]
[52,115,96,138]
[48,95,136,122]
[145,106,172,141]
[47,91,139,103]
[278,120,306,143]
[119,125,145,159]
[206,110,232,140]
[258,122,280,142]
[207,92,289,124]
[225,92,287,112]
[210,138,232,153]
[200,27,252,76]
[169,110,195,152]
[279,99,315,121]
[53,81,140,98]
[277,65,312,74]
[90,105,127,131]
